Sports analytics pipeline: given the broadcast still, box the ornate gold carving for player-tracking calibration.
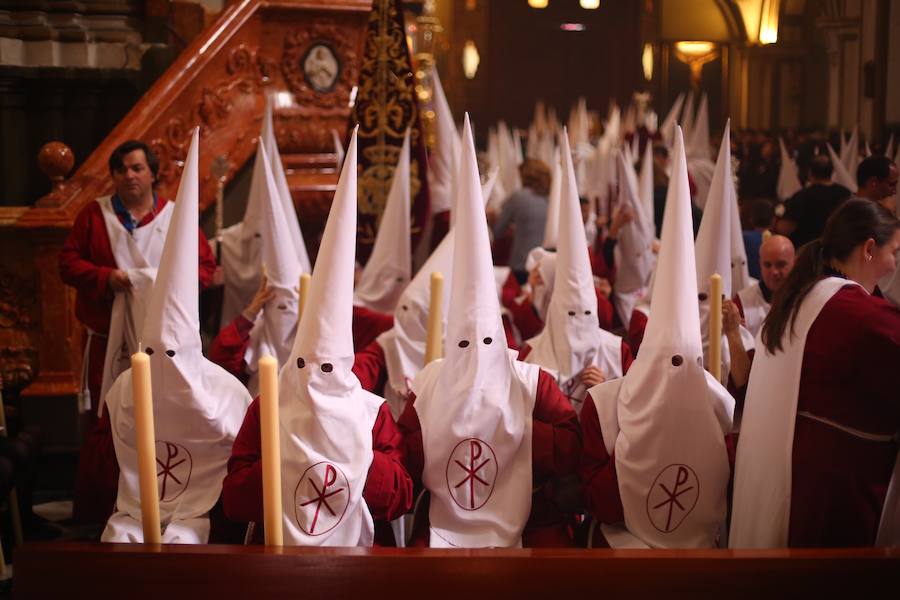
[0,345,38,394]
[281,23,359,113]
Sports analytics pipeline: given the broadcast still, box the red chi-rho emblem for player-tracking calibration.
[155,441,192,502]
[646,464,700,533]
[446,438,498,511]
[294,462,350,536]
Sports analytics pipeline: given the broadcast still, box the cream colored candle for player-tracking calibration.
[709,273,723,383]
[425,271,444,364]
[762,229,772,243]
[298,273,311,322]
[132,350,161,544]
[258,355,283,546]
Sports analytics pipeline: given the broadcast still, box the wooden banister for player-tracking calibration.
[14,543,900,597]
[0,0,372,400]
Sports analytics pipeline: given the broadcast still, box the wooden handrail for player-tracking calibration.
[2,0,371,230]
[0,0,372,400]
[14,542,900,597]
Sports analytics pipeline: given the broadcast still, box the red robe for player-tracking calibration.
[59,197,217,524]
[222,399,413,545]
[786,286,900,547]
[208,316,388,394]
[397,369,582,547]
[627,309,649,357]
[351,305,394,352]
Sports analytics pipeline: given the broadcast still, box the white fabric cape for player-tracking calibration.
[730,278,858,548]
[97,195,173,415]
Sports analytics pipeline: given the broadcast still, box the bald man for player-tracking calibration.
[734,234,795,338]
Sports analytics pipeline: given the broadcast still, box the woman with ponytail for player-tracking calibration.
[731,199,900,548]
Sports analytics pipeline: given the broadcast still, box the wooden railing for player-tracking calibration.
[14,543,900,597]
[0,0,371,400]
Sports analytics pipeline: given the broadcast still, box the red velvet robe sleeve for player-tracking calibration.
[595,287,615,331]
[620,341,634,374]
[732,293,745,320]
[531,369,582,484]
[352,305,394,352]
[222,399,413,524]
[627,309,648,357]
[208,314,254,382]
[59,201,116,333]
[508,298,544,341]
[197,229,217,290]
[352,341,388,394]
[500,271,522,308]
[578,394,625,524]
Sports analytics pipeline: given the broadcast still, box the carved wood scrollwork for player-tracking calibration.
[281,23,359,113]
[0,267,38,330]
[149,44,276,190]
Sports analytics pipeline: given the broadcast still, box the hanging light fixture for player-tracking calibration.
[462,40,480,79]
[642,43,653,81]
[580,0,600,8]
[528,0,549,8]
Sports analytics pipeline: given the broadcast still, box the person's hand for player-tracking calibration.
[212,266,225,287]
[722,299,742,335]
[486,208,498,225]
[609,207,634,239]
[595,214,609,229]
[109,269,132,292]
[527,267,543,291]
[651,239,661,255]
[578,365,606,388]
[243,276,276,320]
[596,277,612,298]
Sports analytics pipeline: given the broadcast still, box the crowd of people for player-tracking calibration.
[56,82,899,550]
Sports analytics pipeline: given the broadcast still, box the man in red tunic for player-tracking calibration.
[59,140,217,524]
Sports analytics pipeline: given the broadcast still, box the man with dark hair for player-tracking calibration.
[59,139,217,524]
[776,153,851,248]
[856,155,898,212]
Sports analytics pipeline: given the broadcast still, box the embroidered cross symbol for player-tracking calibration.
[155,441,192,502]
[646,464,700,533]
[446,438,498,511]
[299,464,345,534]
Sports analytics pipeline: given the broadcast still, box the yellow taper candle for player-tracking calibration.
[132,350,161,544]
[258,355,283,546]
[762,229,772,243]
[424,271,444,364]
[298,273,311,323]
[709,273,723,383]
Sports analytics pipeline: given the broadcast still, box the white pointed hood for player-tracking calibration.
[840,126,859,173]
[413,114,538,548]
[262,97,312,274]
[638,139,656,234]
[660,93,685,148]
[826,143,857,192]
[588,126,733,548]
[886,133,894,163]
[680,91,695,142]
[613,149,656,294]
[694,122,750,370]
[429,67,461,214]
[542,147,563,249]
[777,138,803,200]
[277,126,382,547]
[687,94,710,161]
[243,143,303,392]
[354,130,412,313]
[525,130,624,396]
[105,128,250,542]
